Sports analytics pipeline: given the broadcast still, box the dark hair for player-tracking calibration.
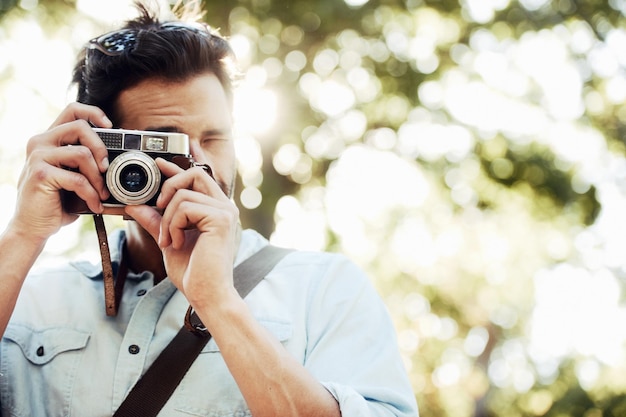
[72,3,237,125]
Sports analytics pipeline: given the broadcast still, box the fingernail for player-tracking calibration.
[101,157,109,170]
[102,115,112,126]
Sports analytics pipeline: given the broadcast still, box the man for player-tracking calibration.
[0,3,418,416]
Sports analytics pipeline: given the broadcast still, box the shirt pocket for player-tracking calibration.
[1,324,90,417]
[171,318,292,417]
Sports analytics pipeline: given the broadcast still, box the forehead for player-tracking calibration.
[115,73,232,134]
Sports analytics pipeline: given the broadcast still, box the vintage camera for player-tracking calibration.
[62,128,206,215]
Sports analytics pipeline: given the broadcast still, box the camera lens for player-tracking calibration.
[120,165,148,192]
[106,151,161,205]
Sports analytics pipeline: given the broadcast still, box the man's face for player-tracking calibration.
[115,73,236,198]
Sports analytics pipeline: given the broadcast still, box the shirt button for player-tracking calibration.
[128,344,140,355]
[136,289,147,296]
[36,346,44,357]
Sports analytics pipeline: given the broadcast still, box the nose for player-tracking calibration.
[189,140,208,164]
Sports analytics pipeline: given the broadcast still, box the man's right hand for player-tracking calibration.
[7,103,112,244]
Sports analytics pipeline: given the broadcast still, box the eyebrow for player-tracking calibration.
[145,126,180,133]
[145,126,231,137]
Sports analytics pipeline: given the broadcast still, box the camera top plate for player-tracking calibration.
[93,128,190,155]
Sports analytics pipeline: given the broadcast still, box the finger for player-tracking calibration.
[154,158,183,210]
[29,120,110,173]
[49,102,112,130]
[164,191,237,250]
[167,201,215,250]
[155,159,218,209]
[58,171,105,214]
[40,146,109,200]
[124,205,163,243]
[26,163,105,214]
[167,200,238,251]
[156,157,185,177]
[56,122,110,172]
[158,189,213,248]
[158,189,202,248]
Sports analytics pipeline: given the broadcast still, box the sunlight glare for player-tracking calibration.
[284,50,307,72]
[310,80,356,117]
[546,123,606,166]
[516,31,584,120]
[313,49,339,77]
[273,144,301,175]
[240,187,262,209]
[397,120,474,162]
[325,145,430,258]
[463,0,510,24]
[530,264,626,365]
[235,134,263,183]
[335,110,368,143]
[575,359,601,390]
[326,144,429,221]
[391,217,437,269]
[464,327,490,357]
[271,194,327,250]
[76,0,141,23]
[233,84,278,135]
[519,0,550,11]
[343,0,369,7]
[228,33,254,67]
[444,75,549,139]
[347,67,379,102]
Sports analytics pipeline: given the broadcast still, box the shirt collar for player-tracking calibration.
[71,229,150,281]
[72,228,270,280]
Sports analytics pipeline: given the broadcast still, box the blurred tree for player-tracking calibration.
[2,1,626,416]
[0,0,17,17]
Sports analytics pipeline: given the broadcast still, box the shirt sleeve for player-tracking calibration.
[303,254,419,417]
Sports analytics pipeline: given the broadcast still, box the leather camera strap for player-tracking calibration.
[112,243,293,417]
[94,214,127,316]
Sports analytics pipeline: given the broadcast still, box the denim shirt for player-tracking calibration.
[0,229,418,417]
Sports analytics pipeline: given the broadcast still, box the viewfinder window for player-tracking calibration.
[145,136,167,152]
[123,134,141,150]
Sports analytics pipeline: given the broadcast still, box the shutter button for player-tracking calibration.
[128,344,140,355]
[36,346,44,357]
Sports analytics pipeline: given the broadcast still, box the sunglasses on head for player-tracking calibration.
[86,21,214,57]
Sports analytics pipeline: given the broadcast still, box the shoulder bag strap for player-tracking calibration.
[112,244,293,417]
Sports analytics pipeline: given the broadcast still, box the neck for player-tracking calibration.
[124,221,167,284]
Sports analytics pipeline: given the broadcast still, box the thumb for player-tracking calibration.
[124,205,162,243]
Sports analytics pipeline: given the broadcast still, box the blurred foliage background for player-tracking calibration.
[2,0,626,416]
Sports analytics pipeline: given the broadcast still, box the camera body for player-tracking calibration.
[62,128,197,215]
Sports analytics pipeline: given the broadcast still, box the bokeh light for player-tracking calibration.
[3,1,626,416]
